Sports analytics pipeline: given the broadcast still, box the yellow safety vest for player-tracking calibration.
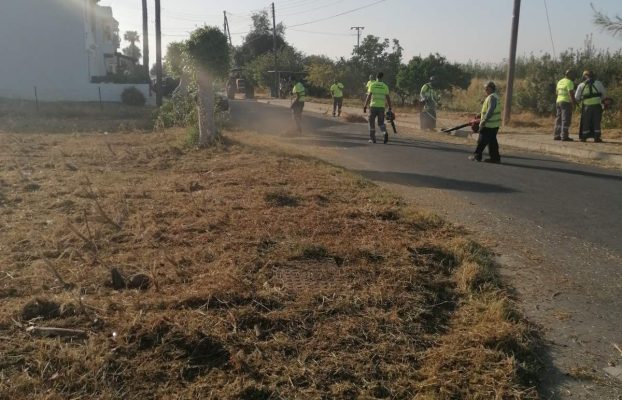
[292,82,306,102]
[481,93,502,128]
[580,81,601,106]
[556,78,574,103]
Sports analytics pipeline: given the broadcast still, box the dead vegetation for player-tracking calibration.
[0,128,540,399]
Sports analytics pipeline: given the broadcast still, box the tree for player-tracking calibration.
[396,53,471,105]
[592,4,622,38]
[234,11,286,66]
[123,31,141,60]
[305,55,338,91]
[186,26,230,146]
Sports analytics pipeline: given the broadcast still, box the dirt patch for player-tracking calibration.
[342,112,368,123]
[0,129,539,399]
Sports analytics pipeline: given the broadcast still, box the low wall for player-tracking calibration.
[0,83,154,105]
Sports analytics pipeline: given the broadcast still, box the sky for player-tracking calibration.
[102,0,621,64]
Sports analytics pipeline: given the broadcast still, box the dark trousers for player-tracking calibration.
[368,107,386,139]
[291,101,304,133]
[554,101,573,139]
[332,97,343,116]
[474,127,500,161]
[420,107,436,130]
[580,104,603,140]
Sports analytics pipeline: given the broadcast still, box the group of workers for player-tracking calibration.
[288,68,609,163]
[554,69,608,142]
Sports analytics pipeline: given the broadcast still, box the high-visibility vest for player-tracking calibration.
[580,81,602,106]
[481,93,502,128]
[292,82,306,102]
[556,78,574,103]
[368,81,389,108]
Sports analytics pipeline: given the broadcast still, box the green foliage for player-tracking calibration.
[234,11,286,66]
[165,42,190,78]
[513,54,558,114]
[305,56,340,97]
[153,87,198,130]
[245,46,304,88]
[186,26,230,78]
[122,31,141,60]
[121,87,146,106]
[396,53,471,104]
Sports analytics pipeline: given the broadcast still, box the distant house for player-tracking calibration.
[0,0,152,104]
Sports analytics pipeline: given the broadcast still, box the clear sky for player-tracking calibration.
[102,0,621,64]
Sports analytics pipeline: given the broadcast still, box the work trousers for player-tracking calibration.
[473,127,501,162]
[332,97,343,116]
[554,101,573,139]
[368,107,386,140]
[291,102,304,133]
[420,106,436,130]
[580,104,603,140]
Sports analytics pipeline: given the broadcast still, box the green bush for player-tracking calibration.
[121,87,146,106]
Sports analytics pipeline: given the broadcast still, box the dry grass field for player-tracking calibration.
[0,128,540,399]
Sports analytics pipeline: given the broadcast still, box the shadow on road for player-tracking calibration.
[355,170,519,193]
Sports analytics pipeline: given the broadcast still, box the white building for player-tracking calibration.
[0,0,152,104]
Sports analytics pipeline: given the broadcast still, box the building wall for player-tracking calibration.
[0,0,151,104]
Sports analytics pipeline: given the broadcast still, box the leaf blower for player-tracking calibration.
[385,110,397,134]
[441,115,481,134]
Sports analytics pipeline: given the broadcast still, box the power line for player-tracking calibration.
[543,0,557,59]
[287,0,387,28]
[289,28,356,36]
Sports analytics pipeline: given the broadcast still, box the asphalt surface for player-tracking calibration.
[230,100,622,399]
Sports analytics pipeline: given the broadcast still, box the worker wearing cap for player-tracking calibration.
[575,70,607,142]
[363,72,392,144]
[469,81,502,163]
[553,70,576,141]
[291,78,306,134]
[330,79,345,117]
[420,76,440,130]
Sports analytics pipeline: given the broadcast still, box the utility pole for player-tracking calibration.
[503,0,521,125]
[223,11,232,45]
[350,26,364,48]
[142,0,149,83]
[155,0,163,107]
[271,3,278,98]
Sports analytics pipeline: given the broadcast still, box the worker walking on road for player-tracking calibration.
[575,70,607,142]
[553,69,577,141]
[469,81,502,163]
[420,76,440,131]
[330,79,344,117]
[291,78,306,134]
[363,72,392,144]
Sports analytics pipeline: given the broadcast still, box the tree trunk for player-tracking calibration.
[197,73,216,147]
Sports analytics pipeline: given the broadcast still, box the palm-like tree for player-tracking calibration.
[122,31,141,60]
[124,31,140,47]
[592,5,622,38]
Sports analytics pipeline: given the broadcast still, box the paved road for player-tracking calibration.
[230,100,622,399]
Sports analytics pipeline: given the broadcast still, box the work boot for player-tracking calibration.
[383,132,388,144]
[595,137,603,143]
[369,133,376,144]
[468,155,481,162]
[484,158,501,164]
[554,136,561,141]
[580,138,587,142]
[561,137,574,142]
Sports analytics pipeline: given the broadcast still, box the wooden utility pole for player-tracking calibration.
[504,0,521,125]
[155,0,163,107]
[223,11,232,45]
[350,26,364,48]
[142,0,149,83]
[271,2,278,98]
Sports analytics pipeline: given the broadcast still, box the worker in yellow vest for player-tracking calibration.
[420,76,440,130]
[330,80,344,117]
[575,70,607,142]
[363,72,392,144]
[553,70,576,141]
[291,78,306,134]
[469,81,502,163]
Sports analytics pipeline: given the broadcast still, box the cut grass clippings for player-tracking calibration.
[0,128,540,399]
